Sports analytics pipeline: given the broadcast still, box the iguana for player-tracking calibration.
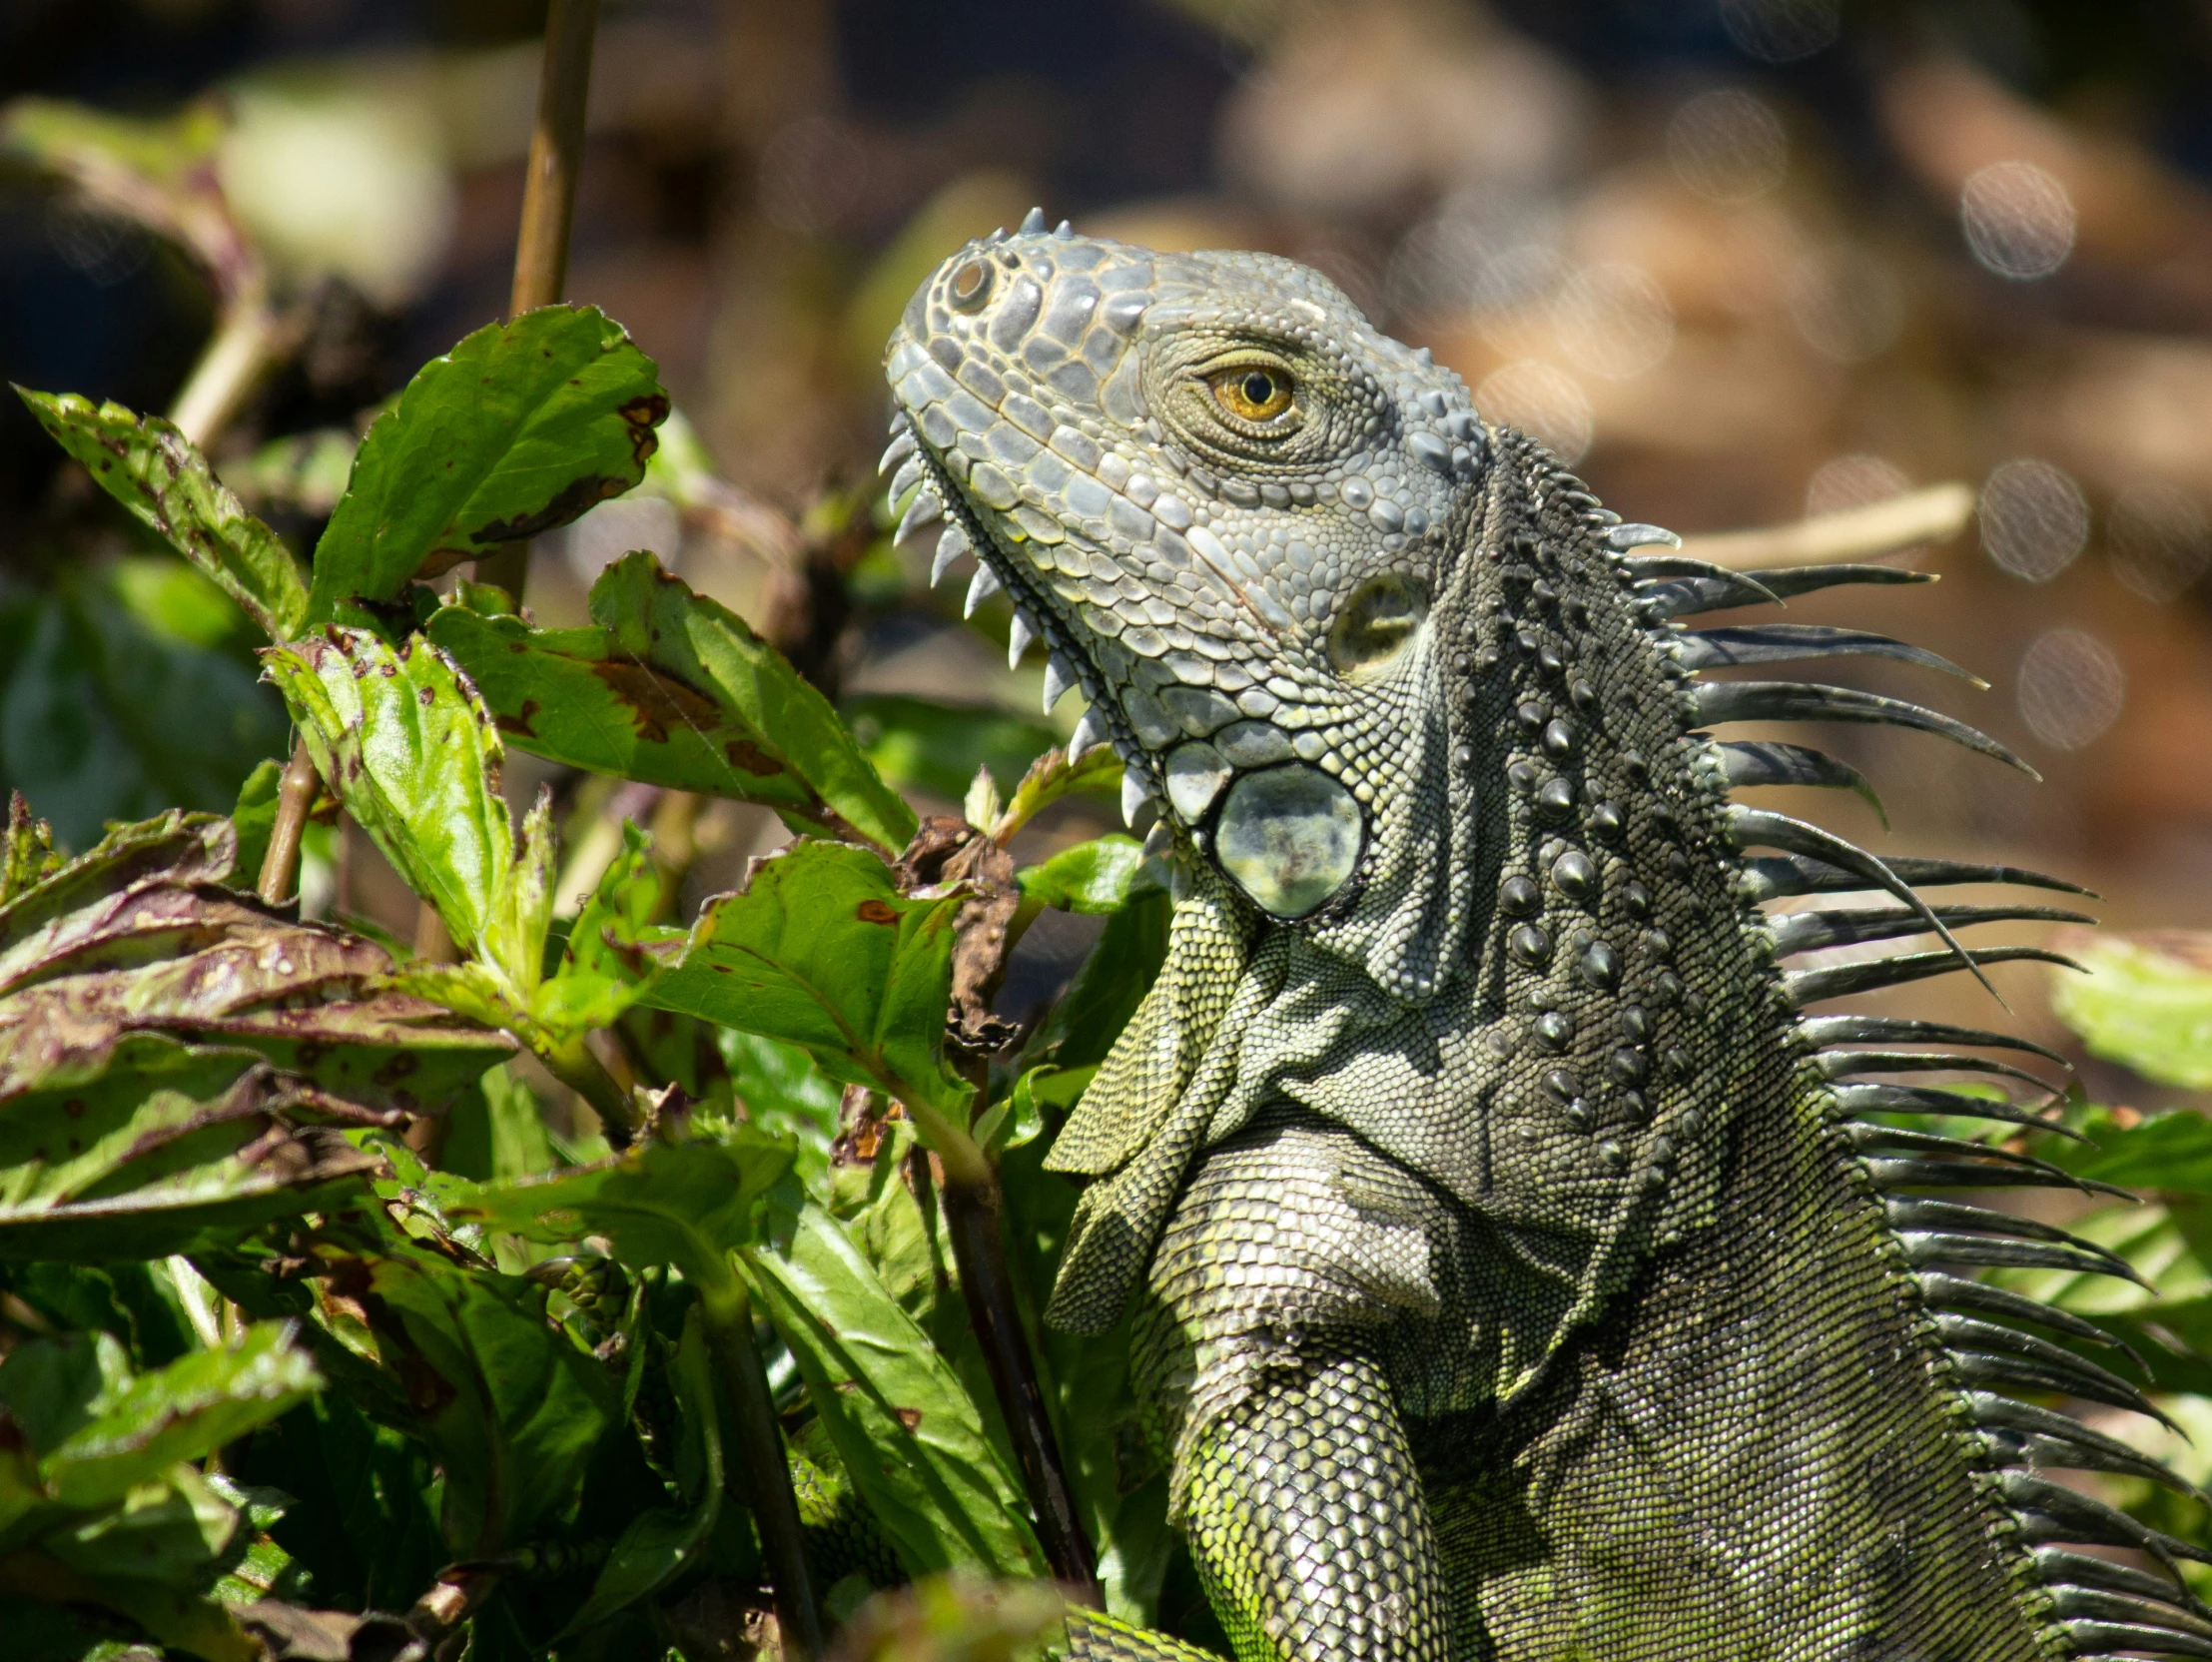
[881,211,2208,1662]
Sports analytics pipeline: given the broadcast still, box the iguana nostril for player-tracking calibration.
[950,260,992,310]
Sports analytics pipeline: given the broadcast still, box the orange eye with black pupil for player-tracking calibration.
[1210,366,1294,421]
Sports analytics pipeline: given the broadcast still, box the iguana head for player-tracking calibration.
[885,221,1492,998]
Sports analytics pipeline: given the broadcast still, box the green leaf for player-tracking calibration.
[1,579,290,852]
[440,1065,558,1186]
[2040,1106,2212,1193]
[38,1323,319,1510]
[840,694,1067,806]
[994,744,1122,839]
[453,1131,794,1282]
[263,629,535,981]
[428,550,918,856]
[745,1191,1047,1580]
[308,307,667,622]
[15,391,309,640]
[0,795,63,909]
[713,1027,842,1191]
[993,1135,1170,1623]
[2051,933,2212,1090]
[0,1261,196,1370]
[234,1393,445,1614]
[557,1308,723,1637]
[227,759,283,890]
[1017,836,1160,916]
[646,841,972,1122]
[0,803,512,1126]
[348,1245,622,1553]
[527,821,673,1040]
[0,1319,320,1662]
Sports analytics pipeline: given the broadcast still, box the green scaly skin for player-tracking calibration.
[884,215,2205,1662]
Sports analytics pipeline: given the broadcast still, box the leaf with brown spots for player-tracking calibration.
[428,550,917,857]
[263,629,551,996]
[16,389,310,641]
[645,840,969,1120]
[306,306,667,627]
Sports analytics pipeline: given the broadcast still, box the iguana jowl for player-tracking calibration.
[884,212,2206,1662]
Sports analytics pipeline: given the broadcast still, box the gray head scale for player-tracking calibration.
[886,228,1493,1002]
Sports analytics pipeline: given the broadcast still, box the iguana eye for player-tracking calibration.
[1209,366,1294,422]
[1328,573,1427,679]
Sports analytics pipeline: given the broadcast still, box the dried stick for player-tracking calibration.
[937,1146,1104,1607]
[699,1270,827,1661]
[1678,482,1976,570]
[475,0,601,606]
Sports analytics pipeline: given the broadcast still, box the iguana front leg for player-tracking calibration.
[1115,1112,1460,1662]
[1178,1353,1447,1662]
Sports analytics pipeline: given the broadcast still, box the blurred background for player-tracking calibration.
[3,0,2211,1096]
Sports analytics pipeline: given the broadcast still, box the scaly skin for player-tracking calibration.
[885,219,2203,1662]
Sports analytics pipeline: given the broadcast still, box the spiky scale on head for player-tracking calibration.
[888,229,2197,1662]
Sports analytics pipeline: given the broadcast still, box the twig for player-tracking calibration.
[1678,481,1976,570]
[698,1270,826,1662]
[257,740,321,906]
[509,0,599,321]
[475,0,602,607]
[386,1562,505,1662]
[937,1141,1104,1606]
[540,1036,638,1150]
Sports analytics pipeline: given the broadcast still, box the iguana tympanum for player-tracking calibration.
[883,212,2206,1662]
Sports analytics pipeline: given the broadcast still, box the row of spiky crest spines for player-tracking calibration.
[1514,443,2212,1661]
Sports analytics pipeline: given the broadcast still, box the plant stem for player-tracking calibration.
[390,1562,504,1662]
[939,1163,1104,1606]
[169,287,285,450]
[257,740,321,906]
[699,1269,825,1661]
[510,0,599,321]
[476,0,602,607]
[540,1035,637,1149]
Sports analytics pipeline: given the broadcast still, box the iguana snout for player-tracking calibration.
[885,219,1487,938]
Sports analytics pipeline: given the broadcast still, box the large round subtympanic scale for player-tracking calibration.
[1214,763,1363,918]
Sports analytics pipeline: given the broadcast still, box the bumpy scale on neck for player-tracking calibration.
[886,219,2199,1662]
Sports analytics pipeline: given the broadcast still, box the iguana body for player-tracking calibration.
[884,216,2206,1661]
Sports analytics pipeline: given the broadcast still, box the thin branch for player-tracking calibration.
[1678,481,1976,570]
[936,1145,1104,1606]
[474,0,602,608]
[257,740,321,906]
[509,0,600,320]
[699,1271,826,1662]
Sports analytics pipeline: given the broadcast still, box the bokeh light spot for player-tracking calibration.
[1719,0,1841,63]
[1788,245,1904,364]
[2016,628,2124,751]
[2108,482,2212,604]
[1552,262,1673,381]
[1476,361,1594,466]
[1666,89,1789,203]
[1959,161,2075,280]
[1979,458,2088,582]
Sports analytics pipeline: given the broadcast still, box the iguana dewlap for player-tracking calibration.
[885,212,2204,1662]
